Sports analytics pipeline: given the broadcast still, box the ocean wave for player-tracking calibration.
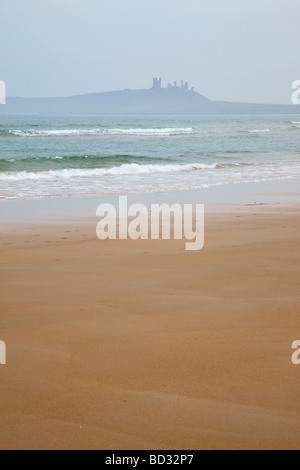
[248,129,270,134]
[0,162,255,182]
[1,127,195,138]
[291,121,300,128]
[0,154,165,171]
[0,163,215,181]
[0,154,146,163]
[106,128,194,136]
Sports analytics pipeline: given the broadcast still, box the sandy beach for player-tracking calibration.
[0,182,300,450]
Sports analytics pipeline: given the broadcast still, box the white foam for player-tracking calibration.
[248,129,270,134]
[9,127,195,137]
[0,162,217,181]
[105,128,194,136]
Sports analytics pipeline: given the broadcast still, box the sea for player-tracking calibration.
[0,114,299,200]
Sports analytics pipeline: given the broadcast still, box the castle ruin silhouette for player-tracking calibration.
[152,77,194,92]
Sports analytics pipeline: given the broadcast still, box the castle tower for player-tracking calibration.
[153,77,162,90]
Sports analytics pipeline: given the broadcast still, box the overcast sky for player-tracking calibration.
[0,0,299,103]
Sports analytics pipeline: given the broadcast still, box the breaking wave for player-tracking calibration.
[248,129,270,134]
[0,162,254,181]
[0,127,195,138]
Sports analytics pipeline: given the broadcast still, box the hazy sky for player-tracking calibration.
[0,0,299,103]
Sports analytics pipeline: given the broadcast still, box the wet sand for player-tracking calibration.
[0,201,300,450]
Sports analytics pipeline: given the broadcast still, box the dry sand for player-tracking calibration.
[0,206,300,450]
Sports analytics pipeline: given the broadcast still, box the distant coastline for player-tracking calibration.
[1,78,300,115]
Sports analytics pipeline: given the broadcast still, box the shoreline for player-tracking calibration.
[0,177,300,228]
